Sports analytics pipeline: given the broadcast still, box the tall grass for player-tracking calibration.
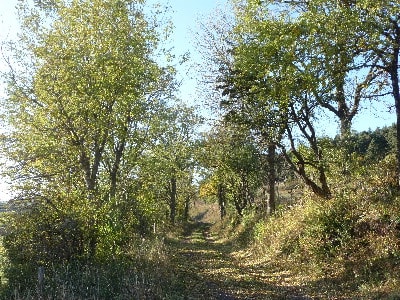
[0,236,181,300]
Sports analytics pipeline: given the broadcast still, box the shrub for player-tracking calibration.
[301,195,358,258]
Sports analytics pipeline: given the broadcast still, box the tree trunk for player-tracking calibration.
[88,232,97,259]
[169,177,177,224]
[389,22,400,190]
[284,126,332,199]
[217,183,226,219]
[78,147,102,259]
[109,140,125,199]
[184,195,190,221]
[336,73,352,139]
[267,143,276,214]
[340,115,352,140]
[394,82,400,191]
[234,196,244,217]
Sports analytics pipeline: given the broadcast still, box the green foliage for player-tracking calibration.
[4,209,84,265]
[332,124,396,163]
[0,0,192,295]
[1,0,400,297]
[136,104,201,224]
[198,123,264,217]
[303,197,358,258]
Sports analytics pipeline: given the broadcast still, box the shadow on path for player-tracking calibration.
[166,221,313,300]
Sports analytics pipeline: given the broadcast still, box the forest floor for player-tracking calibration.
[165,202,323,300]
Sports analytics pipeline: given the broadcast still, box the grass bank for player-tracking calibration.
[217,159,400,299]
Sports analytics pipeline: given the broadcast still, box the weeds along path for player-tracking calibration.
[166,221,313,300]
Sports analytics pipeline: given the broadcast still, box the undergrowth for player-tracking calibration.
[0,235,179,300]
[3,154,400,299]
[222,155,400,299]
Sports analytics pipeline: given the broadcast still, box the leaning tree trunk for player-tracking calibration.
[283,125,332,199]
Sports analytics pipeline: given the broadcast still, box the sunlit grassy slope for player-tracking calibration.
[210,155,400,299]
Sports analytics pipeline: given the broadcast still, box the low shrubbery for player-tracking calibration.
[0,235,173,299]
[224,154,400,298]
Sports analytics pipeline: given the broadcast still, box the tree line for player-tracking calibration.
[197,0,400,204]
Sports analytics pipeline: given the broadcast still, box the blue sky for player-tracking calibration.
[0,0,397,201]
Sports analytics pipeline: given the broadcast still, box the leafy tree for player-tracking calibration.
[137,105,201,224]
[208,1,332,198]
[295,0,386,138]
[380,124,397,153]
[355,1,400,187]
[1,0,175,263]
[332,125,395,163]
[365,135,389,162]
[200,0,398,199]
[199,122,263,217]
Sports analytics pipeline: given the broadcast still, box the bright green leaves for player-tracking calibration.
[33,0,154,135]
[2,0,180,264]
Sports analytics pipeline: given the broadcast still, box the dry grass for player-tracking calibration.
[228,191,400,298]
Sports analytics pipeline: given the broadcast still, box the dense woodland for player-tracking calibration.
[1,0,400,299]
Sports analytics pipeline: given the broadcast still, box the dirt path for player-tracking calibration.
[166,221,313,300]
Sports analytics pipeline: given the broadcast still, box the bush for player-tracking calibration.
[0,201,174,299]
[302,195,358,258]
[3,208,86,267]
